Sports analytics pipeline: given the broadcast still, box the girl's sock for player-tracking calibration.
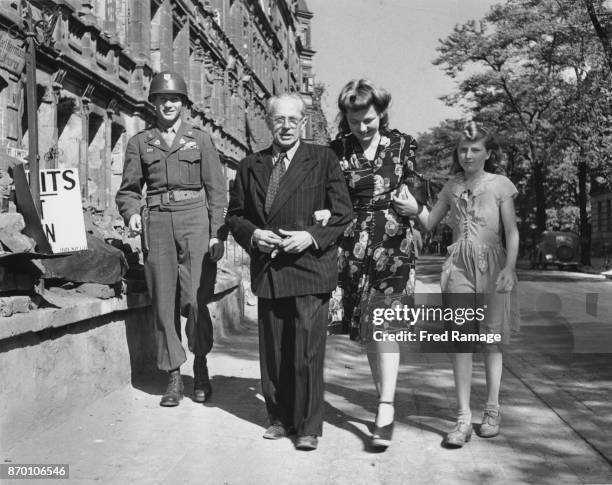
[457,408,472,424]
[484,403,501,415]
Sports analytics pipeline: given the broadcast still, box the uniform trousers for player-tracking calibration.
[144,202,215,371]
[258,293,329,437]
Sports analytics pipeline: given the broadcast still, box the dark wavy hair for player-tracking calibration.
[336,79,391,136]
[450,122,501,174]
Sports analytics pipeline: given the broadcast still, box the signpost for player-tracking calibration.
[24,0,41,215]
[19,0,60,215]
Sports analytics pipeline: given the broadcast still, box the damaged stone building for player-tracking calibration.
[0,0,317,213]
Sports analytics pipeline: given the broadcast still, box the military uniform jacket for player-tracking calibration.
[226,142,353,299]
[116,121,227,239]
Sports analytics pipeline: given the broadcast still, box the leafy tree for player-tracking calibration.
[310,83,331,145]
[416,118,464,184]
[433,0,612,264]
[583,0,612,73]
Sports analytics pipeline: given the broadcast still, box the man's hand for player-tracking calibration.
[391,185,419,216]
[208,238,224,262]
[252,229,283,253]
[128,213,142,236]
[278,229,314,253]
[313,209,331,227]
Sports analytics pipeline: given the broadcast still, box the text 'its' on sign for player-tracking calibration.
[39,169,88,253]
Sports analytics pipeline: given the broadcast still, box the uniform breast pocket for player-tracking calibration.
[143,154,161,179]
[178,149,201,186]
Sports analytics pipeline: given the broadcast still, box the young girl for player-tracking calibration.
[393,122,520,447]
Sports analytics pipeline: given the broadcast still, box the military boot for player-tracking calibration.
[160,369,184,407]
[193,355,212,403]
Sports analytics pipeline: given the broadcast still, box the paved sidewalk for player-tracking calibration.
[4,258,612,484]
[4,328,612,484]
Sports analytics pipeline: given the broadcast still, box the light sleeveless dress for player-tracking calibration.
[437,172,520,343]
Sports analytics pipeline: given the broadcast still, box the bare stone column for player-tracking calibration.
[87,107,106,208]
[80,98,90,201]
[173,14,190,91]
[151,0,173,72]
[127,0,150,100]
[190,45,204,107]
[127,0,150,63]
[38,76,58,170]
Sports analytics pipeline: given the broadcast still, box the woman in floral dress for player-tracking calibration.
[325,79,420,450]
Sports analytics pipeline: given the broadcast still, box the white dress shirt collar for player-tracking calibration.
[159,118,182,135]
[273,140,300,168]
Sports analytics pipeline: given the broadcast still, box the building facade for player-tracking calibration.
[0,0,317,213]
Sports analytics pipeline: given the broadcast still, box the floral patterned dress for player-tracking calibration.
[328,130,418,342]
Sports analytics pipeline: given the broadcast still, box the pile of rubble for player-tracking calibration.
[0,158,140,318]
[0,212,43,317]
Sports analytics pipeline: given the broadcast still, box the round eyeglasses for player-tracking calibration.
[270,116,303,127]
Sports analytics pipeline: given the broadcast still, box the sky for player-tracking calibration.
[306,0,500,137]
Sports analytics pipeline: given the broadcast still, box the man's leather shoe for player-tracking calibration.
[160,370,183,407]
[263,423,288,440]
[193,356,212,403]
[295,435,318,451]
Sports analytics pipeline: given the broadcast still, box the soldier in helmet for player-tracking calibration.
[116,71,227,407]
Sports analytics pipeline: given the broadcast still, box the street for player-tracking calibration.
[3,256,612,485]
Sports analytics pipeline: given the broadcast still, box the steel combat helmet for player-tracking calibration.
[148,71,188,102]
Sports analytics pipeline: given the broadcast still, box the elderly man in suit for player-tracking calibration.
[226,93,352,450]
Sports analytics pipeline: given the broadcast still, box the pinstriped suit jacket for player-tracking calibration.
[226,142,353,299]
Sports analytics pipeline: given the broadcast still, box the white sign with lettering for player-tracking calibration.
[6,147,28,163]
[39,169,88,253]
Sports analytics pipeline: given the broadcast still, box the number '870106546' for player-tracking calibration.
[0,464,69,479]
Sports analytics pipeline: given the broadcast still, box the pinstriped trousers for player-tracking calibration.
[258,294,329,437]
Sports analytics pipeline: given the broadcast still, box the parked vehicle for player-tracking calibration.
[530,231,580,270]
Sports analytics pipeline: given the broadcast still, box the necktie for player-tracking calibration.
[265,152,287,214]
[161,128,175,147]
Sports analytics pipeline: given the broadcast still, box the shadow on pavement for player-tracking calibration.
[325,382,449,444]
[324,400,372,449]
[201,374,269,429]
[130,368,168,396]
